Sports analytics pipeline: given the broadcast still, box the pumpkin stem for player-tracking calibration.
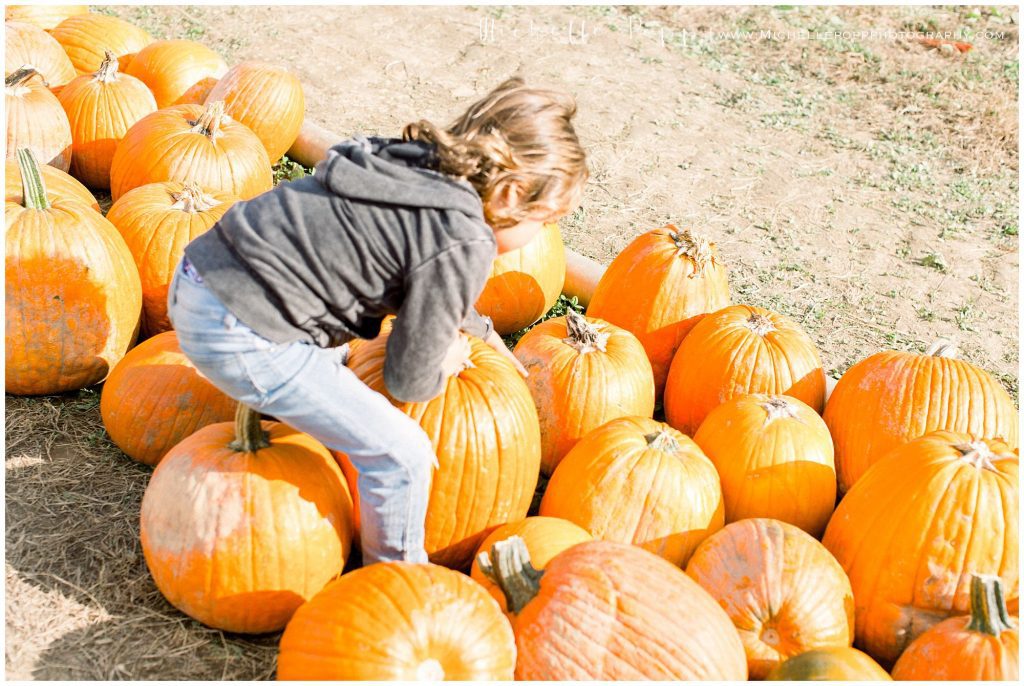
[93,50,120,83]
[190,100,226,140]
[666,225,716,277]
[228,403,271,453]
[563,309,609,354]
[761,396,798,424]
[645,430,680,453]
[5,65,47,90]
[476,536,543,615]
[745,312,778,336]
[926,339,959,358]
[966,574,1014,636]
[16,148,51,211]
[953,440,999,471]
[170,182,220,213]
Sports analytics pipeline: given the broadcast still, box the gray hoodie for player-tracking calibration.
[183,134,497,403]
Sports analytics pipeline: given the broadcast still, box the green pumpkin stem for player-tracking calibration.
[926,339,958,358]
[16,148,50,211]
[667,225,716,276]
[5,65,47,89]
[93,50,120,82]
[563,309,609,354]
[228,403,271,452]
[476,536,543,614]
[190,100,225,140]
[966,575,1014,636]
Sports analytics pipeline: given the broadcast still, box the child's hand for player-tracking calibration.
[441,334,474,378]
[485,330,529,378]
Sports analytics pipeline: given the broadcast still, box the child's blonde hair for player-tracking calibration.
[403,77,588,229]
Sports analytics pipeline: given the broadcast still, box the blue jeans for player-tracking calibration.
[166,260,434,564]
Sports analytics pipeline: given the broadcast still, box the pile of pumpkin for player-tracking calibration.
[6,5,1020,682]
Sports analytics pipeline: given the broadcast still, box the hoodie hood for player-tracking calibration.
[315,134,486,219]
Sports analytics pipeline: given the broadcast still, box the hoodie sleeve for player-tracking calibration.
[383,239,494,403]
[460,307,494,340]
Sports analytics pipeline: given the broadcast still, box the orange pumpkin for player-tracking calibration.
[6,66,73,171]
[540,416,723,567]
[177,76,218,105]
[5,21,77,90]
[347,323,541,569]
[469,516,592,612]
[514,309,655,474]
[686,518,855,678]
[892,574,1018,681]
[125,39,228,109]
[766,647,892,681]
[693,394,836,537]
[5,5,89,31]
[106,181,237,336]
[100,331,236,466]
[140,404,354,634]
[824,340,1019,494]
[5,156,98,211]
[6,148,141,395]
[664,304,826,435]
[277,562,515,680]
[57,50,157,189]
[475,222,565,335]
[587,226,731,398]
[478,537,748,679]
[204,60,305,162]
[49,13,153,74]
[822,432,1019,666]
[109,100,272,201]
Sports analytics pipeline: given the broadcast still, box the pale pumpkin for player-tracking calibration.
[125,39,228,108]
[5,5,89,31]
[5,21,76,90]
[6,66,73,171]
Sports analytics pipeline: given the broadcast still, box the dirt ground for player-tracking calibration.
[5,4,1019,680]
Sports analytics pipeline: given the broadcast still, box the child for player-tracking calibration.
[167,77,588,565]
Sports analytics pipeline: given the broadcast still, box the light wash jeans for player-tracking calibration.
[166,259,434,564]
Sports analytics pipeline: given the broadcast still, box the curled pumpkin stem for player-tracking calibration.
[666,225,716,277]
[190,100,226,140]
[563,309,609,354]
[476,535,543,615]
[5,65,47,89]
[170,181,220,213]
[93,49,120,83]
[228,403,271,453]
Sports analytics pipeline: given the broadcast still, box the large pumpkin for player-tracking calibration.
[514,309,655,474]
[540,416,723,567]
[469,516,592,612]
[587,226,731,398]
[49,13,153,74]
[822,431,1019,665]
[109,100,272,201]
[6,66,73,171]
[140,404,354,634]
[57,50,157,189]
[891,574,1018,681]
[204,60,305,162]
[824,340,1018,494]
[106,181,237,336]
[347,322,541,569]
[686,518,855,678]
[5,21,77,90]
[5,156,98,211]
[766,647,892,681]
[277,562,515,680]
[693,394,836,537]
[475,222,565,335]
[5,5,89,31]
[125,39,228,109]
[100,331,236,466]
[664,304,826,435]
[5,148,141,395]
[478,537,748,680]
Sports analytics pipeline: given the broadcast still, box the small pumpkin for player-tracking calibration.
[5,5,89,31]
[140,404,354,634]
[766,647,892,681]
[478,537,748,680]
[5,21,77,90]
[100,331,236,466]
[4,156,98,211]
[106,181,237,336]
[475,222,565,335]
[664,304,826,436]
[822,432,1018,665]
[469,516,592,612]
[514,309,655,474]
[686,518,855,678]
[57,50,157,189]
[824,340,1019,494]
[587,226,731,398]
[891,574,1018,681]
[109,100,272,201]
[540,416,723,567]
[277,562,515,680]
[5,148,141,395]
[125,39,228,109]
[49,13,153,74]
[6,66,73,171]
[693,394,836,537]
[204,60,305,162]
